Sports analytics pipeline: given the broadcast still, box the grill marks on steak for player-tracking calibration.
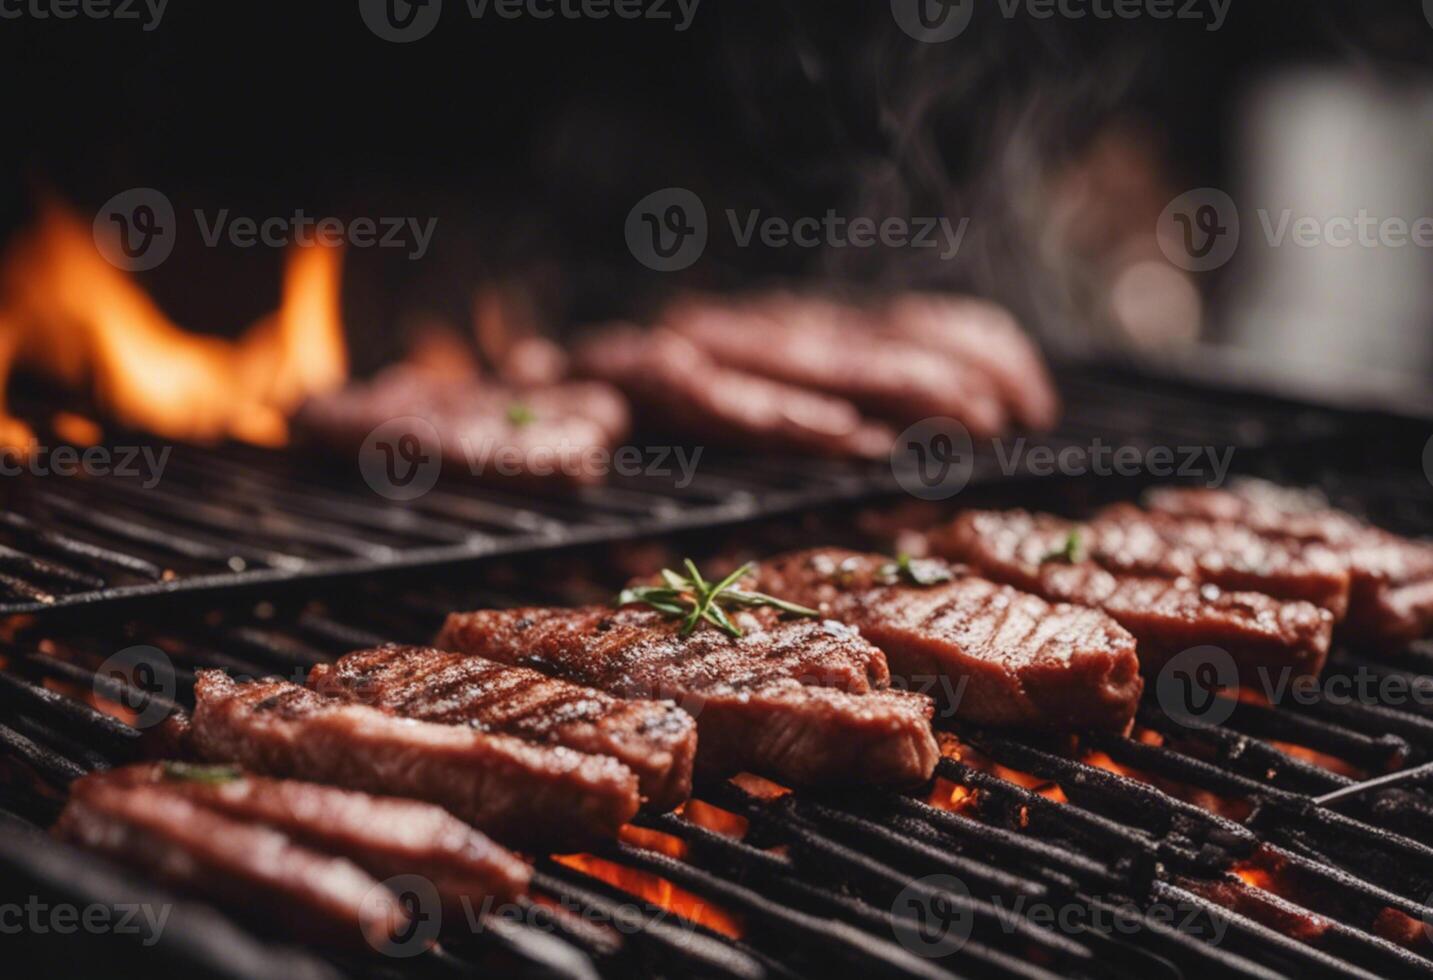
[747,549,1142,732]
[572,326,895,458]
[189,670,640,849]
[1145,481,1433,648]
[309,645,696,812]
[436,606,939,788]
[930,511,1335,681]
[55,770,408,951]
[63,764,530,934]
[1072,502,1353,616]
[293,365,631,487]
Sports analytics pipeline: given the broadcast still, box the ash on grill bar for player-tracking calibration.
[6,5,1433,980]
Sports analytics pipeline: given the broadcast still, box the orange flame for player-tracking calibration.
[0,201,347,448]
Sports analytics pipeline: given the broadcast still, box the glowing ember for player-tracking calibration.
[0,201,347,449]
[554,853,743,938]
[681,799,749,839]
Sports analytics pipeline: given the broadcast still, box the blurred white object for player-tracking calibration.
[1225,70,1433,384]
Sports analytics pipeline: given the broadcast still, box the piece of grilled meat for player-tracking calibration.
[1145,480,1433,648]
[310,645,696,812]
[66,764,530,928]
[747,549,1142,732]
[188,670,640,849]
[930,510,1335,682]
[664,293,1008,436]
[437,607,940,788]
[55,770,409,951]
[1064,502,1352,616]
[573,326,894,458]
[879,293,1060,431]
[294,365,631,488]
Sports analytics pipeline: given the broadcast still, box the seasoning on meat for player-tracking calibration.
[437,606,939,788]
[310,645,696,811]
[1145,480,1433,648]
[189,670,640,849]
[747,548,1142,732]
[929,510,1334,682]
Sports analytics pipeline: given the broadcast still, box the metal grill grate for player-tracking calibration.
[0,364,1354,617]
[3,364,1433,978]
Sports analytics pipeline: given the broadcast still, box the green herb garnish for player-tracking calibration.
[506,402,536,427]
[1042,529,1084,564]
[161,761,243,784]
[878,552,954,586]
[617,559,819,638]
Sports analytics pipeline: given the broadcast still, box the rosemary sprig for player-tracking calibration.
[161,761,242,784]
[1041,529,1084,564]
[878,552,954,586]
[506,402,536,427]
[617,559,819,638]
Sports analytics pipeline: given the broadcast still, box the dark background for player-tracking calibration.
[2,0,1430,373]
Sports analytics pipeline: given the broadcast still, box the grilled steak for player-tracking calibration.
[294,365,631,487]
[72,764,530,924]
[930,510,1335,681]
[1073,502,1352,616]
[1146,481,1433,647]
[879,293,1060,431]
[747,549,1142,732]
[310,645,697,812]
[189,670,640,848]
[665,293,1008,435]
[55,772,408,951]
[573,326,894,458]
[437,607,940,788]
